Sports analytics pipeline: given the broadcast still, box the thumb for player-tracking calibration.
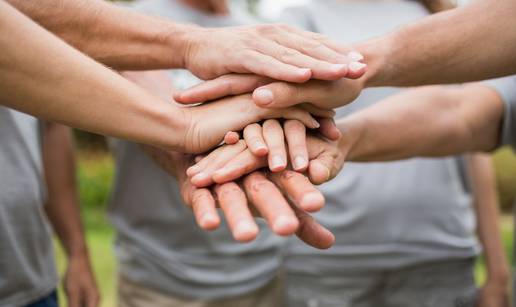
[308,159,332,185]
[174,74,271,104]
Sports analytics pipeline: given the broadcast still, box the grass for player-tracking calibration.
[53,150,515,307]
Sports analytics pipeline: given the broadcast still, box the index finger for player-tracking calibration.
[243,172,299,236]
[174,74,272,104]
[268,170,325,213]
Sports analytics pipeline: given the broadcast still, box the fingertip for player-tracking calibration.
[253,88,274,106]
[347,62,367,79]
[186,165,202,177]
[308,161,331,185]
[294,68,312,83]
[224,131,240,145]
[233,221,259,242]
[253,145,269,156]
[270,155,287,172]
[191,172,211,187]
[293,156,308,171]
[316,229,336,250]
[199,213,221,231]
[300,192,325,212]
[272,216,299,236]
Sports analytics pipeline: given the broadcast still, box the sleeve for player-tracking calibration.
[483,76,516,149]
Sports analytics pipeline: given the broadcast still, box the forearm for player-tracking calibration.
[0,2,185,150]
[43,123,88,257]
[357,0,516,87]
[468,154,510,283]
[338,84,504,161]
[6,0,191,70]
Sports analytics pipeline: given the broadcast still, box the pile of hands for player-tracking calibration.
[125,25,369,249]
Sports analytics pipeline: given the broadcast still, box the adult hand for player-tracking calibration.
[63,254,100,307]
[121,71,334,154]
[476,278,510,307]
[188,125,348,188]
[142,146,335,249]
[174,72,365,110]
[183,24,366,82]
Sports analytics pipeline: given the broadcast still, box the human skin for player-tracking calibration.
[176,0,516,110]
[42,123,100,307]
[142,145,335,249]
[0,2,337,155]
[190,83,504,186]
[6,0,363,81]
[121,69,334,248]
[468,154,510,307]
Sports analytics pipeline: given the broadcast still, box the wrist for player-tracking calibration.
[148,103,190,152]
[486,267,510,286]
[164,22,203,69]
[336,116,364,160]
[354,33,398,88]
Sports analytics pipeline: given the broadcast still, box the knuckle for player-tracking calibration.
[280,170,297,181]
[192,190,210,204]
[217,183,242,198]
[249,180,270,193]
[284,119,305,132]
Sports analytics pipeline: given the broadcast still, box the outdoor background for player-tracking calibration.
[54,1,516,306]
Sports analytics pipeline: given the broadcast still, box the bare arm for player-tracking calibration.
[42,122,99,307]
[0,2,325,154]
[359,0,516,87]
[338,84,505,161]
[6,0,358,81]
[467,154,510,307]
[0,1,185,149]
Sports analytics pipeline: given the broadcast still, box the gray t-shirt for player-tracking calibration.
[0,107,57,306]
[484,76,516,148]
[283,0,479,275]
[108,0,284,299]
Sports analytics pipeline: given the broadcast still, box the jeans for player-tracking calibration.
[26,290,58,307]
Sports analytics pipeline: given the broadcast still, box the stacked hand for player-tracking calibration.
[122,35,367,248]
[143,145,335,249]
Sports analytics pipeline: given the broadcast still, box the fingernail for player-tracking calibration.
[234,221,258,241]
[270,155,285,171]
[186,165,201,176]
[312,119,321,129]
[200,213,219,229]
[273,216,298,235]
[191,172,209,183]
[300,192,325,212]
[348,61,367,73]
[254,141,268,155]
[254,88,274,105]
[331,63,347,72]
[293,155,307,170]
[347,51,364,62]
[298,68,311,77]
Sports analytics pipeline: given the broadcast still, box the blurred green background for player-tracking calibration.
[53,133,516,307]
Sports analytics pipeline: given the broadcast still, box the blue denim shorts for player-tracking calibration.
[26,290,58,307]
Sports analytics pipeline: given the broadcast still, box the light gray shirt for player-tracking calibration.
[0,107,56,306]
[484,76,516,148]
[283,0,479,275]
[109,0,284,299]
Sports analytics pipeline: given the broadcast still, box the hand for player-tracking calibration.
[174,72,365,110]
[180,93,335,153]
[142,146,335,249]
[121,71,334,154]
[188,125,348,188]
[183,24,367,82]
[476,278,510,307]
[63,254,100,307]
